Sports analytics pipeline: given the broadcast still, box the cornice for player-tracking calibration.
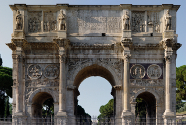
[9,4,180,11]
[71,43,115,50]
[6,43,16,50]
[53,38,70,48]
[132,43,163,50]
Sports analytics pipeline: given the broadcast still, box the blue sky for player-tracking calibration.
[0,0,185,116]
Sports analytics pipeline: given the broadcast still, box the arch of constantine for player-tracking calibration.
[6,4,181,125]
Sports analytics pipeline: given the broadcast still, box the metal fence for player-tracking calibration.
[1,116,186,125]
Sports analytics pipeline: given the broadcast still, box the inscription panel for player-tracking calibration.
[66,10,122,33]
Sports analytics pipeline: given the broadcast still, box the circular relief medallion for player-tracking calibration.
[27,64,42,79]
[147,64,162,79]
[130,64,145,79]
[44,65,59,79]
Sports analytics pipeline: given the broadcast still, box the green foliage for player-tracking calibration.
[9,103,12,115]
[176,65,186,101]
[0,66,13,97]
[76,105,91,117]
[98,99,114,118]
[177,102,186,113]
[135,98,147,119]
[4,97,10,117]
[42,98,54,117]
[176,100,185,112]
[98,99,114,124]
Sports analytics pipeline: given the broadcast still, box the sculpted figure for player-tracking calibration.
[47,21,50,31]
[32,20,36,31]
[16,10,22,30]
[165,10,172,30]
[29,19,32,31]
[58,9,66,30]
[123,11,130,30]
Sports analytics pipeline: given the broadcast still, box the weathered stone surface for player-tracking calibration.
[7,4,181,125]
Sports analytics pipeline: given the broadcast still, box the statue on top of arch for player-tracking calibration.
[58,9,66,30]
[15,10,22,30]
[165,10,172,30]
[123,11,130,30]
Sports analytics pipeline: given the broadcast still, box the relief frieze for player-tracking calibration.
[130,63,163,79]
[44,65,59,79]
[130,64,145,79]
[43,11,57,32]
[28,11,42,32]
[132,11,145,32]
[26,79,59,87]
[27,64,42,79]
[147,64,162,79]
[130,79,164,87]
[67,58,122,80]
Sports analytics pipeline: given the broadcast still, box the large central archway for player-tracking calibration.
[69,64,122,124]
[74,64,116,88]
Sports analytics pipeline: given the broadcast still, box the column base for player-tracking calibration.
[163,112,176,125]
[56,114,67,125]
[56,111,67,116]
[13,115,27,125]
[121,111,133,125]
[14,112,24,116]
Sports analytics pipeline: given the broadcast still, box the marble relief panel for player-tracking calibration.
[28,11,42,32]
[130,63,163,79]
[43,11,57,32]
[131,11,145,32]
[147,11,160,32]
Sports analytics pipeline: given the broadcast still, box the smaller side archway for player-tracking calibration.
[27,88,58,117]
[131,89,160,124]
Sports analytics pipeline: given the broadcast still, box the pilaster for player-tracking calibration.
[11,39,26,117]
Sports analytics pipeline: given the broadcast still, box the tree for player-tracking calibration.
[42,98,54,117]
[0,66,12,118]
[76,105,91,124]
[135,98,147,120]
[98,99,114,118]
[98,99,114,124]
[176,65,186,101]
[0,66,13,97]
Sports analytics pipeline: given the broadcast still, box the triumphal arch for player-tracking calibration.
[7,4,181,125]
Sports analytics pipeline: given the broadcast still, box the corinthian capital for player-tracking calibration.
[160,38,175,49]
[11,38,26,47]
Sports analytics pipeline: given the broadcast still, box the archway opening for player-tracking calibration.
[73,64,117,119]
[32,92,54,118]
[135,92,156,124]
[78,76,113,116]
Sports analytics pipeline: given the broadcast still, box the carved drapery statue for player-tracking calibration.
[165,10,172,30]
[58,9,66,30]
[16,10,22,30]
[123,11,130,30]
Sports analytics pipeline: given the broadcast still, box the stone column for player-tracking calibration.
[114,86,122,124]
[162,39,175,124]
[57,52,67,116]
[54,39,70,125]
[123,54,130,112]
[165,56,172,113]
[67,85,76,125]
[121,40,133,125]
